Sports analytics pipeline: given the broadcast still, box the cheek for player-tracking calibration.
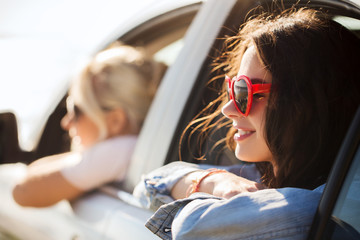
[74,118,100,148]
[253,100,268,140]
[253,101,272,161]
[235,99,272,163]
[254,105,267,134]
[251,99,268,129]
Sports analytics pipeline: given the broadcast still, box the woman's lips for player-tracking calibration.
[234,129,254,141]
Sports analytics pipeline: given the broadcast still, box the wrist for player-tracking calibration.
[171,170,203,199]
[186,168,227,197]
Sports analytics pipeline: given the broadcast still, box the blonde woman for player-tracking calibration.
[12,45,166,207]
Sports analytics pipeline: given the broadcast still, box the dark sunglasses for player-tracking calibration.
[225,75,272,117]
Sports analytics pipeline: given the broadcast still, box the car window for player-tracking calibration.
[154,39,184,66]
[119,3,199,63]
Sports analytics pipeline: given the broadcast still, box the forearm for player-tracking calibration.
[171,170,204,199]
[12,153,83,207]
[171,169,265,200]
[133,161,202,210]
[13,170,82,207]
[28,152,69,167]
[135,161,263,211]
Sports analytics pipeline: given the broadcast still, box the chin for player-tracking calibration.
[235,146,250,162]
[235,146,263,164]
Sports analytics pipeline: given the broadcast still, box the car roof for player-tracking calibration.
[0,0,200,151]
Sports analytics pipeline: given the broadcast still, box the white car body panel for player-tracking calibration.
[127,0,237,189]
[72,190,157,239]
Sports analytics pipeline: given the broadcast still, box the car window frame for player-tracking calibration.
[124,0,238,190]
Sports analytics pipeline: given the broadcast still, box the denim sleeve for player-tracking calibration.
[133,161,262,211]
[133,161,201,211]
[146,186,324,240]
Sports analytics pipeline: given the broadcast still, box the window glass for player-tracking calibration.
[154,39,184,66]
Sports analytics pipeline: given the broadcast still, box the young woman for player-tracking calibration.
[134,8,360,239]
[12,45,166,207]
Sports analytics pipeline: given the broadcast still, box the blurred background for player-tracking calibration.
[0,0,176,151]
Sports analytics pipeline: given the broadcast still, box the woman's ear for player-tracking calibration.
[105,108,129,137]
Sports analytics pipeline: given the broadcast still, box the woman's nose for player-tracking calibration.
[61,114,72,130]
[222,100,240,119]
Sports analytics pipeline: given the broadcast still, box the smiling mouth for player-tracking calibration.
[234,129,254,141]
[239,129,253,135]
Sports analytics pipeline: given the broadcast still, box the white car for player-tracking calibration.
[1,0,360,239]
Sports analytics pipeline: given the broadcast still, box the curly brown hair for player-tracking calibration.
[182,8,360,189]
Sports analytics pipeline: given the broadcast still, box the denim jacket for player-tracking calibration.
[133,161,324,240]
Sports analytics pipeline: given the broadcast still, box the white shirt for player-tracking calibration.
[61,135,137,190]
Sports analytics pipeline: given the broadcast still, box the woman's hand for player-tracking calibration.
[171,169,265,200]
[200,171,265,199]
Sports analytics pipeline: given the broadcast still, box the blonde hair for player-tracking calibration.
[70,45,166,141]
